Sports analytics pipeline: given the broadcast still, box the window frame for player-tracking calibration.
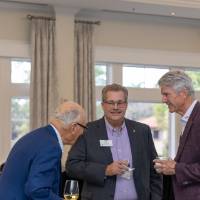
[0,40,30,164]
[95,46,200,158]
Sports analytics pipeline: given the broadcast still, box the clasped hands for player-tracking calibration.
[153,158,176,175]
[105,160,130,176]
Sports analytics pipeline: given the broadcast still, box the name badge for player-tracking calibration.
[100,140,113,147]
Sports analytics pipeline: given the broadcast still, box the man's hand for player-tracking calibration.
[153,159,176,175]
[105,160,129,176]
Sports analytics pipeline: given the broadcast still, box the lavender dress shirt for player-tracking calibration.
[105,120,138,200]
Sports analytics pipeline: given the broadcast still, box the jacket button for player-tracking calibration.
[183,181,189,185]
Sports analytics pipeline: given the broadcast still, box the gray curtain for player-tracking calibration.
[30,17,58,130]
[74,22,96,121]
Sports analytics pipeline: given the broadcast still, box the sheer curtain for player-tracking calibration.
[74,21,96,121]
[30,16,58,130]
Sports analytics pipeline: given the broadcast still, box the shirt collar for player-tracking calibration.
[181,100,197,125]
[104,117,125,133]
[50,123,64,152]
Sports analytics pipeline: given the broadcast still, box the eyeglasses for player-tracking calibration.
[103,100,127,107]
[76,123,88,130]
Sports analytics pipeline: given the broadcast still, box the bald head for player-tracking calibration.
[50,101,86,145]
[54,101,85,125]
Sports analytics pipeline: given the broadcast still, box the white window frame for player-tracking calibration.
[0,40,30,164]
[95,46,200,158]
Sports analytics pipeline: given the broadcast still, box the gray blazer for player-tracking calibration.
[66,118,162,200]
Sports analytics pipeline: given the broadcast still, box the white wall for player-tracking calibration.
[1,3,200,165]
[94,12,200,53]
[55,6,77,101]
[1,6,200,100]
[0,9,29,41]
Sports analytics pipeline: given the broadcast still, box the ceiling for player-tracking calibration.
[3,0,200,20]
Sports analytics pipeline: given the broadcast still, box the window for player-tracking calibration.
[11,60,31,144]
[185,69,200,90]
[11,98,30,144]
[123,65,168,88]
[95,64,107,86]
[0,58,30,163]
[96,101,104,119]
[95,63,200,157]
[11,60,31,83]
[126,102,168,156]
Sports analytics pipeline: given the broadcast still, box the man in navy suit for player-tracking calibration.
[66,83,162,200]
[154,70,200,200]
[0,101,86,200]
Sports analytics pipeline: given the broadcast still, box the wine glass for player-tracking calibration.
[63,180,79,200]
[156,155,170,160]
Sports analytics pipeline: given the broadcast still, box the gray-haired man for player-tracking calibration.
[0,101,86,200]
[154,70,200,200]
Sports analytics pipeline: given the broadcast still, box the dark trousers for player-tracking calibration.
[162,175,175,200]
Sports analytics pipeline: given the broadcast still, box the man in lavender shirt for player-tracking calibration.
[66,83,162,200]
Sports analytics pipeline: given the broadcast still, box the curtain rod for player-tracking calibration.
[27,15,100,25]
[27,15,100,24]
[27,14,55,21]
[75,20,100,25]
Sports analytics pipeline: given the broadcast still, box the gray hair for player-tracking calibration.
[55,109,81,126]
[158,70,194,97]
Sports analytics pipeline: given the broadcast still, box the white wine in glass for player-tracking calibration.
[63,180,79,200]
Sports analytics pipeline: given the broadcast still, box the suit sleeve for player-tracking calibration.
[175,160,200,185]
[66,135,107,186]
[24,145,62,200]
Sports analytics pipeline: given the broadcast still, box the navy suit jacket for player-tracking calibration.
[66,118,162,200]
[171,101,200,200]
[0,125,62,200]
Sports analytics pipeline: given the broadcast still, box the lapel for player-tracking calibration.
[175,102,200,161]
[125,119,138,167]
[95,118,113,163]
